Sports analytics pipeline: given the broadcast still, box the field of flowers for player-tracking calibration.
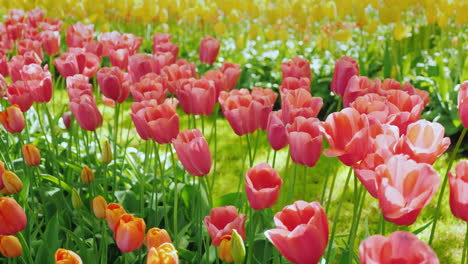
[0,1,468,263]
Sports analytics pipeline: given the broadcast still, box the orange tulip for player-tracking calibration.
[0,235,22,258]
[21,144,41,166]
[81,166,95,184]
[146,228,172,249]
[92,196,107,219]
[106,203,126,231]
[218,235,234,263]
[0,105,25,134]
[55,248,83,264]
[0,197,27,235]
[1,170,23,194]
[114,214,146,252]
[147,243,179,264]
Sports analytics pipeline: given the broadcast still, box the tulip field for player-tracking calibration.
[1,1,468,263]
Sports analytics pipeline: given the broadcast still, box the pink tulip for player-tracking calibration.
[287,117,323,167]
[154,42,179,60]
[54,49,100,78]
[152,33,171,46]
[0,74,6,98]
[84,40,104,58]
[281,56,311,80]
[281,88,323,124]
[69,95,103,131]
[17,39,43,61]
[154,52,176,74]
[131,73,167,103]
[177,79,216,116]
[109,48,129,70]
[38,17,63,32]
[385,90,424,134]
[7,81,34,112]
[267,110,288,150]
[0,52,8,77]
[161,60,198,94]
[204,206,246,246]
[220,62,242,92]
[449,161,468,222]
[279,77,311,94]
[331,56,359,97]
[375,154,440,225]
[173,129,212,177]
[128,53,156,82]
[66,74,93,100]
[359,231,439,263]
[245,163,283,210]
[40,30,61,56]
[459,81,468,128]
[97,67,131,103]
[26,8,45,27]
[66,22,94,48]
[20,64,53,103]
[265,201,329,264]
[199,36,220,65]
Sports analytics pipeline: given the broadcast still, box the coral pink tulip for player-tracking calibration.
[6,81,34,112]
[265,201,329,264]
[281,56,311,80]
[68,95,103,131]
[17,39,43,61]
[449,161,468,221]
[245,163,283,210]
[154,42,179,61]
[131,73,167,103]
[54,49,100,78]
[84,40,104,58]
[38,17,63,32]
[0,105,25,134]
[177,79,216,116]
[220,62,242,92]
[154,52,176,74]
[40,30,61,56]
[161,59,197,94]
[128,53,156,82]
[0,197,27,235]
[97,67,131,103]
[109,48,129,70]
[20,64,53,103]
[359,231,439,263]
[281,88,323,124]
[66,22,94,48]
[279,77,311,94]
[173,129,212,177]
[459,81,468,128]
[204,206,246,246]
[66,74,93,100]
[375,154,440,225]
[199,36,220,65]
[331,56,359,97]
[267,110,288,150]
[322,107,373,166]
[287,117,323,167]
[26,8,45,27]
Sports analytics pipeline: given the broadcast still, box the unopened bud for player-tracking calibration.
[1,170,23,195]
[81,166,95,184]
[92,195,107,219]
[231,229,246,263]
[102,140,112,164]
[218,235,233,263]
[71,188,83,209]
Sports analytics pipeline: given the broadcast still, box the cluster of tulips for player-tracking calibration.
[0,7,468,264]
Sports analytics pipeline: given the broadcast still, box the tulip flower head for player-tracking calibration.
[449,161,468,222]
[0,235,22,258]
[204,206,246,246]
[147,243,179,264]
[265,201,329,264]
[22,144,41,166]
[359,231,439,263]
[245,163,283,210]
[92,195,107,219]
[0,105,25,133]
[106,203,126,231]
[146,228,172,249]
[114,214,146,253]
[459,81,468,128]
[199,36,220,65]
[1,170,23,195]
[173,129,212,177]
[55,248,83,264]
[0,197,27,235]
[331,56,359,97]
[287,116,323,167]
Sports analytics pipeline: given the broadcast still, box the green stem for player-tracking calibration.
[325,165,339,214]
[169,146,179,244]
[429,127,467,245]
[462,222,468,264]
[271,150,277,169]
[325,166,353,262]
[112,102,121,194]
[245,133,253,167]
[17,232,34,264]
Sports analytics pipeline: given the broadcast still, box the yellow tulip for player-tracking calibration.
[393,22,411,41]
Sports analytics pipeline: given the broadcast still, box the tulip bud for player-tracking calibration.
[1,170,23,195]
[81,166,95,184]
[146,228,172,249]
[0,105,26,134]
[92,195,107,219]
[102,140,113,164]
[0,235,22,258]
[21,144,41,166]
[218,235,234,263]
[71,188,83,209]
[62,112,72,130]
[231,229,245,263]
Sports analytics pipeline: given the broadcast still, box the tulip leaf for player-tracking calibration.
[34,214,59,264]
[40,174,72,192]
[412,220,433,235]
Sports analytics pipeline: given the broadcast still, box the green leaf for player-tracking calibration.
[35,214,59,264]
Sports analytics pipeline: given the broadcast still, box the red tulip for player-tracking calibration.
[131,73,167,103]
[245,163,283,210]
[459,81,468,128]
[359,231,439,264]
[20,64,53,103]
[397,120,450,164]
[109,48,129,70]
[66,22,94,48]
[265,201,329,264]
[68,95,103,131]
[38,17,63,32]
[287,117,323,167]
[0,197,27,235]
[8,55,27,82]
[114,214,146,253]
[17,39,43,61]
[220,62,242,92]
[130,98,179,143]
[281,57,311,80]
[449,161,468,221]
[6,82,34,112]
[281,88,323,125]
[331,56,359,97]
[267,110,288,150]
[5,21,25,41]
[84,40,104,58]
[199,36,220,65]
[204,206,246,246]
[375,154,440,225]
[322,107,372,166]
[62,112,72,130]
[54,49,100,78]
[66,74,93,100]
[177,78,216,116]
[26,8,45,27]
[173,129,212,177]
[40,30,61,56]
[0,105,26,134]
[97,67,131,103]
